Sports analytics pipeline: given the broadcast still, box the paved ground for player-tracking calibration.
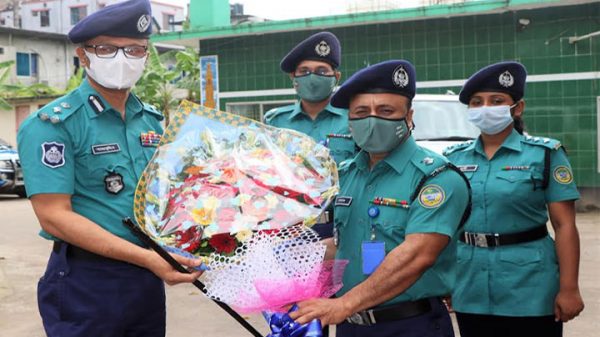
[0,195,598,336]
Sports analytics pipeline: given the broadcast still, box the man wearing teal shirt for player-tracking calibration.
[290,60,470,337]
[444,61,583,337]
[264,31,356,240]
[17,1,201,336]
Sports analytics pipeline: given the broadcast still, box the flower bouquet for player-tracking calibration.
[133,102,347,332]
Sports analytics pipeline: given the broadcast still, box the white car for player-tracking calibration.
[411,94,479,154]
[0,138,25,198]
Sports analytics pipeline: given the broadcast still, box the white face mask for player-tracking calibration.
[84,50,146,90]
[467,104,517,135]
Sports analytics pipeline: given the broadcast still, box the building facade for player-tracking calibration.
[0,0,185,34]
[154,0,600,206]
[0,27,70,145]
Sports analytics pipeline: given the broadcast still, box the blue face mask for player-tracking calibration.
[467,104,517,135]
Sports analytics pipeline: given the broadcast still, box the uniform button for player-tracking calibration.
[366,185,373,190]
[58,271,65,277]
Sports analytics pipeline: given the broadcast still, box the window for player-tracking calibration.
[0,47,4,55]
[163,13,175,31]
[40,10,49,27]
[16,52,39,77]
[70,6,87,25]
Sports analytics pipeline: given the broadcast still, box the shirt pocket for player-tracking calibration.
[82,152,132,191]
[378,206,409,246]
[494,170,535,200]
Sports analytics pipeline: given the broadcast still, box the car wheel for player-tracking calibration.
[15,187,26,198]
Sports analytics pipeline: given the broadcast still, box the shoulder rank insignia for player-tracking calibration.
[442,140,473,156]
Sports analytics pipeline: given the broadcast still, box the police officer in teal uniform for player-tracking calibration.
[264,31,355,240]
[17,1,202,336]
[289,60,470,337]
[444,61,584,337]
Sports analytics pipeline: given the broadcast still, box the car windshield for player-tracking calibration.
[411,100,480,141]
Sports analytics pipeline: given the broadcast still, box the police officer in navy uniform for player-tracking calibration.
[17,1,202,336]
[290,60,471,337]
[444,61,584,337]
[264,31,356,240]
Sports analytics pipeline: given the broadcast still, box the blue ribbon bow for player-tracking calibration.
[264,305,322,337]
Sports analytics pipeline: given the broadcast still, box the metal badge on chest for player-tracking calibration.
[104,172,124,194]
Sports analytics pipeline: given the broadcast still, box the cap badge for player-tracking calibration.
[315,40,331,57]
[499,70,514,88]
[392,66,409,88]
[137,14,151,33]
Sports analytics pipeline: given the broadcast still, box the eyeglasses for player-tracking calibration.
[84,44,148,59]
[294,67,335,77]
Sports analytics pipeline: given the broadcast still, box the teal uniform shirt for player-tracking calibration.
[17,79,164,246]
[334,137,469,307]
[264,101,356,164]
[444,129,580,316]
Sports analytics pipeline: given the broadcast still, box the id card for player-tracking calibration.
[361,241,385,275]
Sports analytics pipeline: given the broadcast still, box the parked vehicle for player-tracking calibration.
[0,138,25,197]
[412,94,479,154]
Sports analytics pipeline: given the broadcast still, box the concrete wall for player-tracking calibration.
[16,0,185,34]
[0,31,74,89]
[0,98,54,147]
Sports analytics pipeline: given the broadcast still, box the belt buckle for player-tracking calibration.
[346,310,375,326]
[472,233,488,248]
[316,211,330,224]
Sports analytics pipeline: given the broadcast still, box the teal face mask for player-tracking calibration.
[349,116,410,154]
[293,74,337,103]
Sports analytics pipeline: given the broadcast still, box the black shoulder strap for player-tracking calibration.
[410,163,472,230]
[542,147,551,190]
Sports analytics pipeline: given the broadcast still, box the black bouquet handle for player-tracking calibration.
[122,218,264,337]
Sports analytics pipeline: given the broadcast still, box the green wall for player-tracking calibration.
[199,2,600,187]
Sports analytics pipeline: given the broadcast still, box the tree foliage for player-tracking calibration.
[0,60,62,110]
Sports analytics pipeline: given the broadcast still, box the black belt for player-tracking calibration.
[346,298,432,326]
[459,225,548,248]
[53,241,113,262]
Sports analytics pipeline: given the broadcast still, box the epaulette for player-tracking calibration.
[442,140,474,156]
[36,91,83,125]
[263,105,295,124]
[143,103,164,121]
[411,148,448,176]
[522,134,562,151]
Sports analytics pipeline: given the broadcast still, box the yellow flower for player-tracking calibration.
[235,230,253,242]
[191,208,215,226]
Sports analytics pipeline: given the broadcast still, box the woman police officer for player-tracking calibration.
[444,61,584,337]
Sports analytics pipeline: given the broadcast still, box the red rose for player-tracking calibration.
[175,226,203,253]
[208,233,238,254]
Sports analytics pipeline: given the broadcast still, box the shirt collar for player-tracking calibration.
[354,136,419,174]
[79,79,143,119]
[288,101,345,121]
[384,136,419,174]
[473,128,523,156]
